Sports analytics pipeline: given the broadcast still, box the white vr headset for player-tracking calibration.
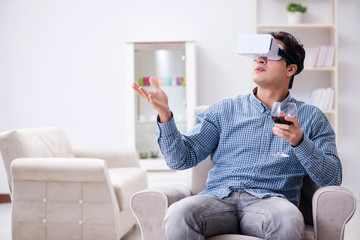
[236,34,297,66]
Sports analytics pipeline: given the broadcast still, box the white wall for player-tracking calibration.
[0,0,359,199]
[337,1,360,200]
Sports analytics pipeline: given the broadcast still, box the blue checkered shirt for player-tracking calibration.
[156,91,342,206]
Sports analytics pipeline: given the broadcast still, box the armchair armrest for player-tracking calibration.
[312,186,357,240]
[131,185,192,240]
[11,157,110,182]
[73,147,140,168]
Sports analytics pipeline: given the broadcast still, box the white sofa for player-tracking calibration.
[0,127,147,240]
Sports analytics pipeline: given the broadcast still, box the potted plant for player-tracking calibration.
[286,2,307,24]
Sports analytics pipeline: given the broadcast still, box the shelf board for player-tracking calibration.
[303,67,336,72]
[256,23,335,30]
[323,109,336,115]
[139,158,176,172]
[134,42,185,51]
[136,84,186,88]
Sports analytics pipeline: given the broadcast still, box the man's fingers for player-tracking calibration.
[149,95,160,108]
[149,77,160,90]
[133,78,161,94]
[132,79,169,115]
[133,85,147,100]
[133,83,152,103]
[132,83,144,96]
[284,116,299,127]
[140,88,152,102]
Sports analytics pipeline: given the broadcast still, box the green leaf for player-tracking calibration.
[286,2,307,13]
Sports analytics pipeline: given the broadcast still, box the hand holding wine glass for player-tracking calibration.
[271,102,298,157]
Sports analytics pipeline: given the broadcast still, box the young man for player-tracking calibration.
[132,31,342,240]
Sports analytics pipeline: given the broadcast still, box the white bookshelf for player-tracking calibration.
[125,41,197,188]
[253,0,338,135]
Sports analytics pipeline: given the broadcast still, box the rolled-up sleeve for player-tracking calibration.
[293,111,342,187]
[156,106,220,170]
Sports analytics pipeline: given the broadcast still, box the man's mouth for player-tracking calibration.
[255,66,266,72]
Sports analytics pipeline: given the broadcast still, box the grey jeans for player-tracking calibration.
[163,190,304,240]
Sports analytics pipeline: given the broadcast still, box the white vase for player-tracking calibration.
[287,12,302,24]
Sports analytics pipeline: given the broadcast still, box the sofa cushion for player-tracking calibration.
[0,128,75,190]
[304,225,315,240]
[0,128,74,158]
[108,168,147,211]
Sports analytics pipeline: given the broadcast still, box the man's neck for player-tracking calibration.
[254,87,289,109]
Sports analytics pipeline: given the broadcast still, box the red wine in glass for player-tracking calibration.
[271,102,298,157]
[272,116,292,125]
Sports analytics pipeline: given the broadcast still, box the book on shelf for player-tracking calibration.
[308,88,334,111]
[312,45,335,68]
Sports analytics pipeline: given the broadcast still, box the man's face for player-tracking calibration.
[252,39,293,89]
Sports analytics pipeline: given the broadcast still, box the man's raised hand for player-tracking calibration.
[132,77,172,123]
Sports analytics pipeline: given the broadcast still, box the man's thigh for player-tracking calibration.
[164,194,240,237]
[239,196,304,239]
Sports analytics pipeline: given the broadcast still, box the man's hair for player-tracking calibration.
[269,31,305,89]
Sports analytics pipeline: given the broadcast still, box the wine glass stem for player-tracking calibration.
[279,138,283,155]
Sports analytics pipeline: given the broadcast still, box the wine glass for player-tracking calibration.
[271,102,297,157]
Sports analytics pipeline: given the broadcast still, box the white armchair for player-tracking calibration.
[130,106,357,240]
[0,127,147,240]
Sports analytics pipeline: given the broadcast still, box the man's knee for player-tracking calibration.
[241,197,304,239]
[163,195,237,239]
[164,196,201,226]
[266,198,304,240]
[163,195,209,238]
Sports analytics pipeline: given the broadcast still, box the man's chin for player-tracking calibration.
[253,78,274,89]
[253,77,265,85]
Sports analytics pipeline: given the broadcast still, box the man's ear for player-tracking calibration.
[287,64,298,77]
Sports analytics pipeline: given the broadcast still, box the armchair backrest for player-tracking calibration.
[0,127,74,191]
[190,106,319,226]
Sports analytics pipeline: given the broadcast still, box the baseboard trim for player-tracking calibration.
[0,194,11,203]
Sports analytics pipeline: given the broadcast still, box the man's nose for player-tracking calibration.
[257,57,267,64]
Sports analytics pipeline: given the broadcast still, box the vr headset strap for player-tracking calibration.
[278,49,297,66]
